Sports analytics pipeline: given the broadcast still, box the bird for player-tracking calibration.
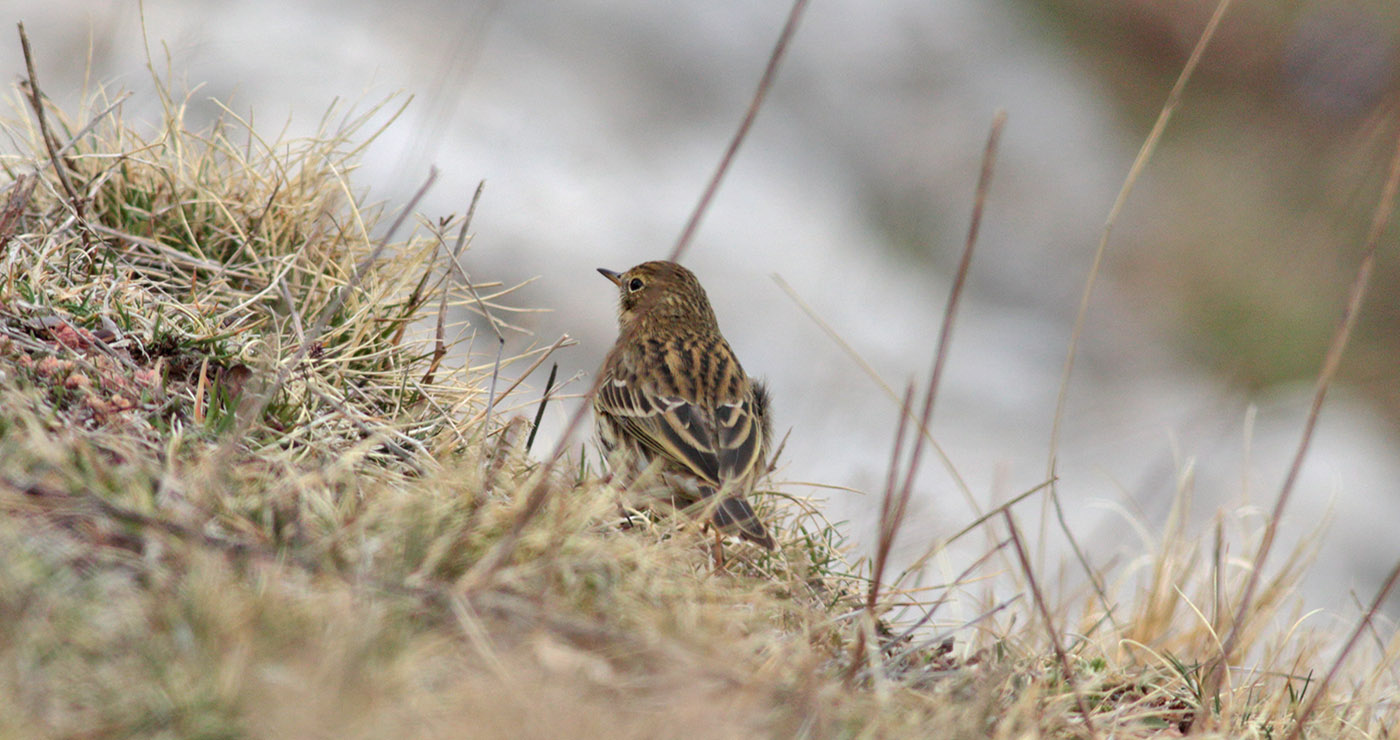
[593,260,776,550]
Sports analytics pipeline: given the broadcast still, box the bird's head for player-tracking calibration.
[597,260,717,331]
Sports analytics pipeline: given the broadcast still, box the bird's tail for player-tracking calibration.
[711,495,776,550]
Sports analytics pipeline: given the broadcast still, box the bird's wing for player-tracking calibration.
[597,374,723,485]
[712,391,766,482]
[596,337,767,490]
[597,377,767,488]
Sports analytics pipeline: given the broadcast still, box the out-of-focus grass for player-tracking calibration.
[0,69,1395,738]
[1027,0,1400,420]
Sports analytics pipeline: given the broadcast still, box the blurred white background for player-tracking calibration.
[7,0,1400,620]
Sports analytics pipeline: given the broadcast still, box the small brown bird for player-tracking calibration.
[594,260,776,550]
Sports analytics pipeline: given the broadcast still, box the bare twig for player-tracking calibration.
[668,0,809,262]
[886,537,1012,649]
[1208,122,1400,700]
[845,382,916,684]
[423,294,451,386]
[1041,0,1235,631]
[871,383,918,614]
[441,183,500,338]
[89,222,237,274]
[1004,510,1099,739]
[847,112,1008,630]
[437,183,509,432]
[458,181,487,253]
[1283,557,1400,740]
[1046,0,1235,472]
[37,91,133,169]
[889,110,1005,530]
[467,334,573,426]
[424,182,487,384]
[923,109,1003,425]
[772,273,978,513]
[764,426,791,476]
[861,591,1021,683]
[18,23,89,239]
[482,339,505,437]
[777,113,1007,602]
[525,362,559,455]
[897,477,1053,585]
[0,175,37,249]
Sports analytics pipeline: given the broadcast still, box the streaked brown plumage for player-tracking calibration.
[594,260,775,549]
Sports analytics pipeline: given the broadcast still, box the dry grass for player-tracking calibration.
[1,62,1397,739]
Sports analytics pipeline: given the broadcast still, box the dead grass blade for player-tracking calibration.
[888,109,1005,542]
[18,23,88,240]
[1208,120,1400,701]
[1004,509,1099,739]
[1040,0,1236,632]
[772,272,979,513]
[217,167,439,460]
[1284,557,1400,740]
[668,0,809,262]
[525,362,560,455]
[845,383,915,683]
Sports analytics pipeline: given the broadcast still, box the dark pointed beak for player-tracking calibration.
[597,268,623,286]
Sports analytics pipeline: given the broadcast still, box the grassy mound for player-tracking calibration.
[0,73,1395,738]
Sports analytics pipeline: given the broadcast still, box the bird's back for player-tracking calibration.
[593,260,775,548]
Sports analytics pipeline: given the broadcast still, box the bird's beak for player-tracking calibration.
[597,268,623,286]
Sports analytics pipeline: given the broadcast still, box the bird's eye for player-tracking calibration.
[627,277,645,292]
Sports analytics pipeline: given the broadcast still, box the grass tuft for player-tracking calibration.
[0,66,1396,739]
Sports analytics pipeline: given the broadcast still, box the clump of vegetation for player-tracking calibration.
[1,44,1396,739]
